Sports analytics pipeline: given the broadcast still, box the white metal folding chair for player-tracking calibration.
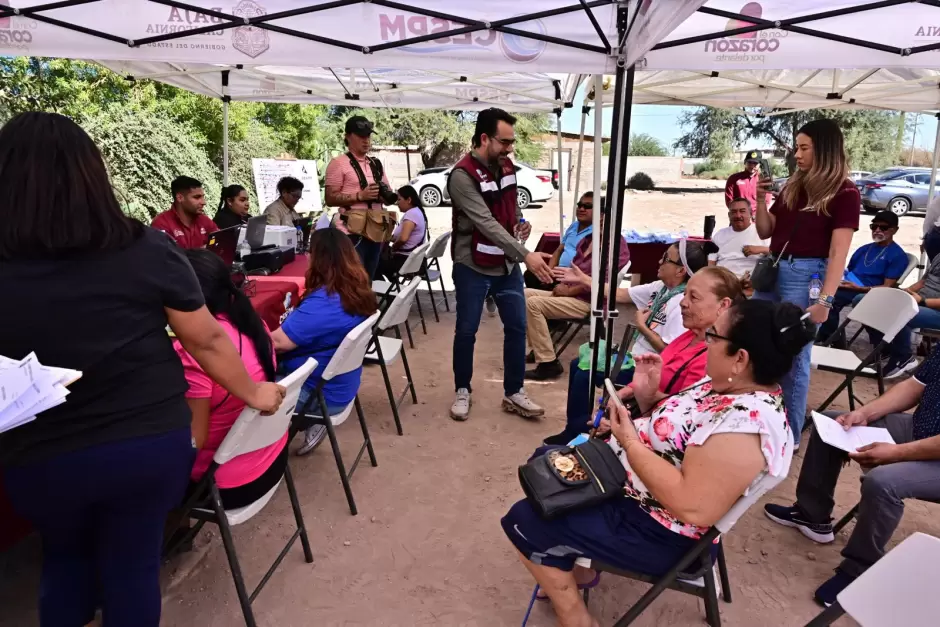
[552,261,632,356]
[421,231,452,321]
[575,470,788,627]
[812,287,919,412]
[293,312,381,516]
[373,240,431,346]
[805,532,940,627]
[364,277,421,436]
[167,358,317,627]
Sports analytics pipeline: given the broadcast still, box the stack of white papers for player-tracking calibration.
[0,353,81,434]
[811,411,896,453]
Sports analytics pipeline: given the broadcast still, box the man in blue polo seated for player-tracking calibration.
[817,210,909,344]
[523,192,595,290]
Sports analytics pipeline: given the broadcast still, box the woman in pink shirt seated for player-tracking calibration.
[545,266,745,445]
[174,250,288,508]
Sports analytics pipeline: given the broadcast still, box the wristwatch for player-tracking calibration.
[817,293,835,309]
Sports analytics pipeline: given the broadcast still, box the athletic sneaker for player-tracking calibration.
[296,425,327,456]
[764,503,835,544]
[884,355,918,379]
[814,569,857,607]
[502,389,545,419]
[450,388,472,421]
[485,296,498,317]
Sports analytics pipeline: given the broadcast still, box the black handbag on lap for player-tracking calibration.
[518,439,626,520]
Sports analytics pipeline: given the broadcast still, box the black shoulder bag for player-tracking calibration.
[750,210,805,293]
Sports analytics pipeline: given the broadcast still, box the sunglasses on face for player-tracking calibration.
[577,202,593,210]
[870,224,892,232]
[705,328,732,344]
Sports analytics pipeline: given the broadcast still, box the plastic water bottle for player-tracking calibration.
[295,226,304,253]
[809,273,823,302]
[516,217,527,243]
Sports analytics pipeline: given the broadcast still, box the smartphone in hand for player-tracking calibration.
[604,378,625,415]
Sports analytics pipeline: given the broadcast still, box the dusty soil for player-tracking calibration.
[2,182,937,627]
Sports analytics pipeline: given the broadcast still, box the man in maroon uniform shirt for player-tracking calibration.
[725,150,773,215]
[151,176,217,249]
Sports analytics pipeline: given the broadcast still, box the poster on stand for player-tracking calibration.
[252,158,322,214]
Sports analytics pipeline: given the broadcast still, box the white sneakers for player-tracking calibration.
[502,390,545,419]
[484,296,498,317]
[450,388,472,421]
[450,388,544,421]
[296,425,327,456]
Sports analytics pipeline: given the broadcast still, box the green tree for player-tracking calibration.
[83,106,221,223]
[226,120,289,212]
[674,107,740,161]
[628,133,668,157]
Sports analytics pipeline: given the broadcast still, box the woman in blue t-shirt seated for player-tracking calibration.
[271,229,378,455]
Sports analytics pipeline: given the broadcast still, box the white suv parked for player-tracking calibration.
[409,162,556,210]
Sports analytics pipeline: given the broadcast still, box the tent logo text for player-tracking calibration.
[704,2,786,63]
[378,14,546,63]
[0,0,35,51]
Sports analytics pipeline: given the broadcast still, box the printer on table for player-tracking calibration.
[238,216,296,274]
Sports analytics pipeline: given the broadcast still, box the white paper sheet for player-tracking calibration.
[0,354,80,434]
[811,412,896,453]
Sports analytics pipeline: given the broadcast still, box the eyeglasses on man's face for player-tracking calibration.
[577,202,593,210]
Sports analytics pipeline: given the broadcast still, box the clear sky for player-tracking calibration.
[559,84,940,156]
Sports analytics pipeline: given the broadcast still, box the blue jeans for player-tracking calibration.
[349,234,382,280]
[755,257,828,440]
[888,306,940,361]
[452,262,526,395]
[561,357,634,441]
[3,429,194,627]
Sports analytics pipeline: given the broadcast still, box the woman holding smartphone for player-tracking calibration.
[754,118,860,447]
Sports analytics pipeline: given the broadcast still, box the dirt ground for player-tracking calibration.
[2,181,937,627]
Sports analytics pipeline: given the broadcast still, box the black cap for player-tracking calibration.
[745,150,762,163]
[345,115,374,137]
[872,210,899,228]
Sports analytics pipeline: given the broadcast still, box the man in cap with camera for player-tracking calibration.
[725,150,774,215]
[325,115,398,277]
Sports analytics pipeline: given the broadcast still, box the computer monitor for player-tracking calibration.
[245,216,268,250]
[207,225,240,267]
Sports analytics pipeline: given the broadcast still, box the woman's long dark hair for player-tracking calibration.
[397,184,429,240]
[217,184,246,215]
[184,249,277,383]
[0,112,143,260]
[305,229,377,316]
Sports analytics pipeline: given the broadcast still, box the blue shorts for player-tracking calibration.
[501,447,696,575]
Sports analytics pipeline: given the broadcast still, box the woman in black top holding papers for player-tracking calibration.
[0,112,285,627]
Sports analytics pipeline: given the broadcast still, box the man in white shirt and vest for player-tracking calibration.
[448,108,554,422]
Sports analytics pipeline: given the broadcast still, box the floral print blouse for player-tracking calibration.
[607,379,793,539]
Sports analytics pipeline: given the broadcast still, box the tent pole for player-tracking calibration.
[585,73,608,414]
[556,113,565,236]
[572,101,588,205]
[221,70,230,186]
[922,115,940,280]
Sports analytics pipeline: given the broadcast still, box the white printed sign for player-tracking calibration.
[251,158,322,215]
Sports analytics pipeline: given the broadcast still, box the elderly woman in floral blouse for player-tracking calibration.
[501,300,814,627]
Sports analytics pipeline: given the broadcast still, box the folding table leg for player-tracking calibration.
[212,485,257,627]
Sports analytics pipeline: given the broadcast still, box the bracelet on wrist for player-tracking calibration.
[816,298,834,310]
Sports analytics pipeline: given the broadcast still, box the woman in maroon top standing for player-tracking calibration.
[754,119,860,446]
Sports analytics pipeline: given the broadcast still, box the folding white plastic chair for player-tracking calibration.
[812,287,919,412]
[899,252,920,284]
[167,358,317,627]
[421,231,452,321]
[364,277,421,436]
[805,532,940,627]
[293,312,381,516]
[552,261,632,356]
[575,470,788,627]
[373,240,431,346]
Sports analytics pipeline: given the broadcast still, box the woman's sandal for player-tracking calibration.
[535,571,601,601]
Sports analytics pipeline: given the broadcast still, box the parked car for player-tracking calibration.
[857,167,937,216]
[774,169,896,197]
[409,162,556,209]
[848,170,873,181]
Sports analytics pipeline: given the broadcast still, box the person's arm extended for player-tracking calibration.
[858,376,925,422]
[892,433,940,462]
[167,307,282,411]
[633,309,667,353]
[617,412,765,528]
[186,397,211,449]
[913,293,940,310]
[754,188,775,240]
[391,220,416,251]
[450,169,528,262]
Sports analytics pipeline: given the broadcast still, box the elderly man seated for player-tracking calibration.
[707,197,769,277]
[523,222,629,381]
[818,210,909,346]
[765,345,940,608]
